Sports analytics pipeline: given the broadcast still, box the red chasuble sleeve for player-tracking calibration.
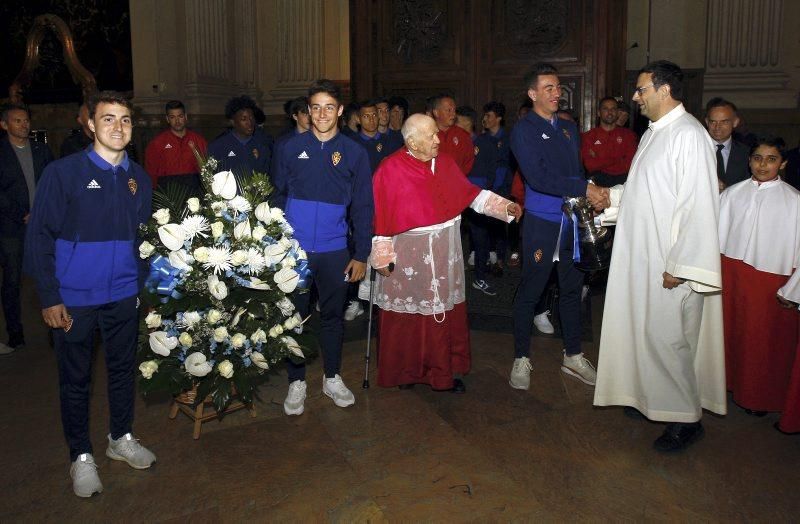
[373,149,481,236]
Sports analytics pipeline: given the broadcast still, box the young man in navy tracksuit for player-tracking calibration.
[25,91,156,498]
[272,79,374,416]
[207,95,273,179]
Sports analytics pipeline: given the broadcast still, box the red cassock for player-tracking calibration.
[722,256,800,432]
[372,149,480,390]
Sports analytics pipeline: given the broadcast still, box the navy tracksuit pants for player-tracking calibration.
[287,249,350,382]
[54,295,138,461]
[513,212,584,358]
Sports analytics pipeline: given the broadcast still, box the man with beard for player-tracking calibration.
[144,100,208,192]
[581,96,638,186]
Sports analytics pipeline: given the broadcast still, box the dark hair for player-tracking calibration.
[455,105,477,130]
[429,93,455,111]
[359,99,379,110]
[224,95,259,120]
[598,96,618,109]
[705,96,738,116]
[483,101,506,121]
[617,100,631,113]
[87,91,132,119]
[1,102,29,122]
[165,100,185,114]
[749,134,786,159]
[523,62,558,90]
[388,96,409,116]
[639,60,684,102]
[373,96,388,106]
[343,102,360,122]
[288,96,308,116]
[308,79,342,104]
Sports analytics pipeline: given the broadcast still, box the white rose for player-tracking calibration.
[187,197,201,213]
[182,311,201,327]
[254,202,271,223]
[282,335,304,358]
[213,326,229,343]
[283,313,303,330]
[158,223,188,251]
[193,246,210,263]
[269,207,284,221]
[281,256,296,269]
[149,331,178,356]
[211,170,237,199]
[178,332,193,347]
[207,274,229,300]
[206,309,222,324]
[144,311,162,328]
[139,360,159,379]
[231,333,247,348]
[230,250,248,266]
[217,359,235,378]
[210,221,224,239]
[168,249,194,271]
[252,225,267,241]
[274,267,300,293]
[250,351,269,370]
[152,208,170,225]
[185,352,212,377]
[268,325,284,338]
[139,241,155,259]
[276,297,295,316]
[278,236,293,250]
[250,329,267,344]
[211,201,227,217]
[233,220,252,240]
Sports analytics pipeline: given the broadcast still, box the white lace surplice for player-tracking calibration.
[359,216,465,316]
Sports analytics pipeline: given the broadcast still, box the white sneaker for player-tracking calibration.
[323,374,355,407]
[0,342,15,355]
[467,251,475,267]
[284,380,307,415]
[509,357,533,390]
[533,311,555,334]
[70,453,103,498]
[105,433,156,469]
[343,300,364,321]
[561,352,597,386]
[489,251,498,265]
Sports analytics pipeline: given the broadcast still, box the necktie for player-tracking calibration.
[716,144,725,180]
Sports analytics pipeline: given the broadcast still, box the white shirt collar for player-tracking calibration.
[649,103,686,131]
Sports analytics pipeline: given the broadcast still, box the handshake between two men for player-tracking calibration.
[586,183,612,212]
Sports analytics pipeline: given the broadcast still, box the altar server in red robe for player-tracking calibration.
[362,114,521,391]
[719,135,800,433]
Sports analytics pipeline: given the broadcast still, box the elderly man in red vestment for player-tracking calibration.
[363,114,521,392]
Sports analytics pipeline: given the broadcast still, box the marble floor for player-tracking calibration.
[1,283,798,522]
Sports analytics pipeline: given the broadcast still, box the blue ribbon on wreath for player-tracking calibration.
[146,255,184,302]
[294,259,311,289]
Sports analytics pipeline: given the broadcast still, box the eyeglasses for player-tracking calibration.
[634,83,655,96]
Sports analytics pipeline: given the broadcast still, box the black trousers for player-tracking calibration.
[0,236,24,345]
[53,295,139,461]
[513,213,584,358]
[287,249,350,382]
[465,209,490,282]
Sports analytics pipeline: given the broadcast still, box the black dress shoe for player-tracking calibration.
[450,378,466,393]
[653,422,704,452]
[398,384,415,390]
[745,409,768,417]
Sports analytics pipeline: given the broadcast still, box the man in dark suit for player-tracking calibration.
[705,97,750,190]
[0,103,53,354]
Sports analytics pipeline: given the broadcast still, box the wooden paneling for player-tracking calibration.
[350,0,626,131]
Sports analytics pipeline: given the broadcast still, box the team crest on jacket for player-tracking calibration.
[453,136,459,145]
[616,135,623,144]
[474,146,479,156]
[376,143,383,152]
[332,151,342,166]
[562,128,571,140]
[128,178,138,195]
[252,148,259,159]
[497,141,503,149]
[534,249,543,263]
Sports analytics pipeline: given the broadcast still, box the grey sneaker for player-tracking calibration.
[0,342,15,355]
[70,453,103,498]
[533,311,555,334]
[106,433,156,469]
[561,352,597,386]
[323,374,355,407]
[472,279,497,296]
[343,300,364,321]
[509,356,533,390]
[284,380,307,415]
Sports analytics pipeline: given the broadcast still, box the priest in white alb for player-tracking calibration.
[592,61,726,452]
[719,135,800,434]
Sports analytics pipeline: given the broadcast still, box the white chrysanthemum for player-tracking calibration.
[204,246,233,274]
[245,248,266,274]
[181,215,210,240]
[228,195,252,213]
